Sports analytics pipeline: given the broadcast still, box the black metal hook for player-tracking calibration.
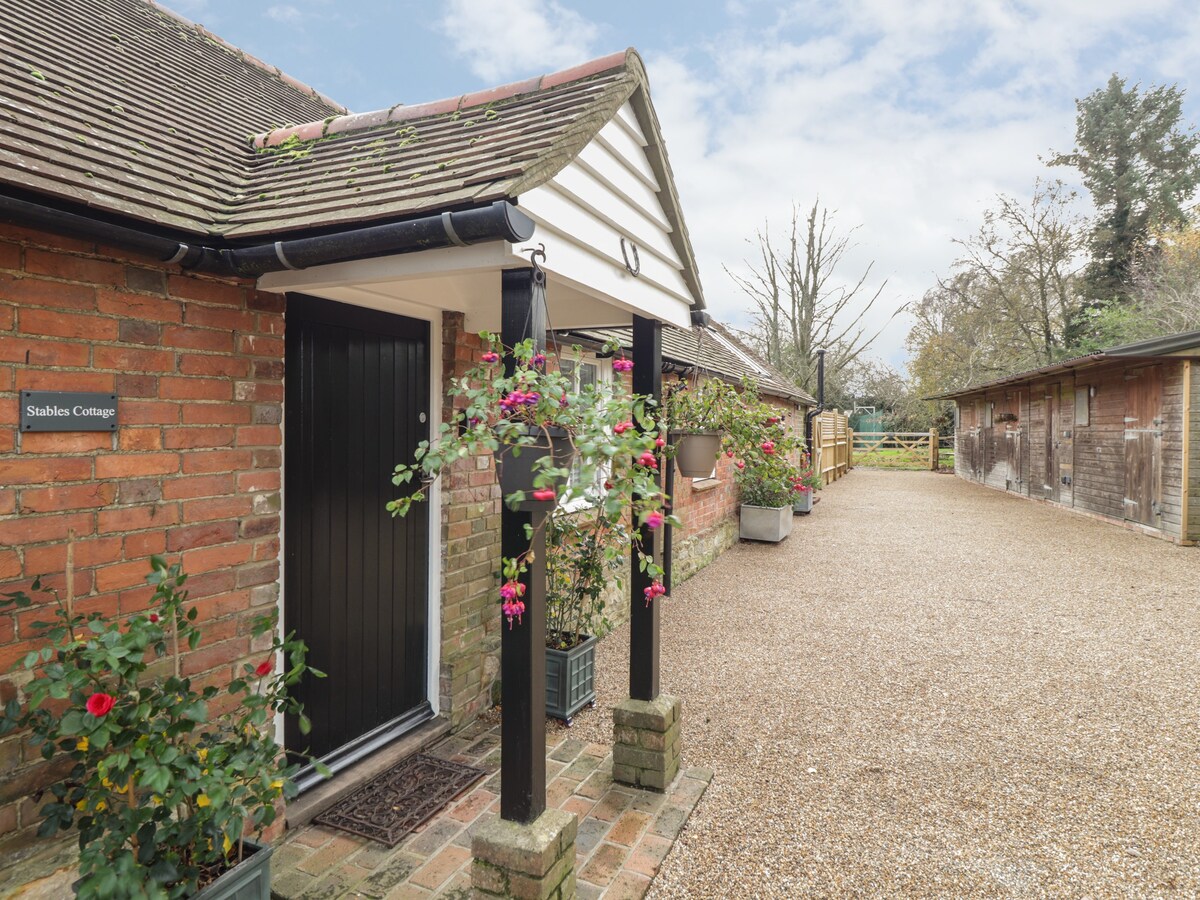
[521,243,547,285]
[620,237,641,277]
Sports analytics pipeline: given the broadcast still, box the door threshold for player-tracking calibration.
[285,717,451,828]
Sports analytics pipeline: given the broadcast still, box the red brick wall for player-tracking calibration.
[0,224,284,852]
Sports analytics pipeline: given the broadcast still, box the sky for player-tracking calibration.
[169,0,1200,369]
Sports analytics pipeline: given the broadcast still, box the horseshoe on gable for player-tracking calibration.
[620,237,641,277]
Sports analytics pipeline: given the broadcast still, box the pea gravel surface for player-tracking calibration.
[564,469,1200,898]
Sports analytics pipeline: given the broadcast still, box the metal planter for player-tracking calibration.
[193,841,273,900]
[793,490,814,514]
[739,504,793,542]
[497,425,574,510]
[545,633,597,724]
[670,431,722,478]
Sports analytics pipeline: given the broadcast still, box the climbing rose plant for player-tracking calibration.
[389,336,678,625]
[0,558,327,899]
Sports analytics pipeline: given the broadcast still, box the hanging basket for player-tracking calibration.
[670,430,723,478]
[497,425,575,510]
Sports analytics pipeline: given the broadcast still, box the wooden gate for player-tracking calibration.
[1124,366,1163,526]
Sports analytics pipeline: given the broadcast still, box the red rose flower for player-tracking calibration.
[85,693,116,718]
[254,659,273,677]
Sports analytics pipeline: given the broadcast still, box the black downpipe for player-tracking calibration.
[804,348,826,452]
[0,195,535,277]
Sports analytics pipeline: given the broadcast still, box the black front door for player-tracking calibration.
[284,294,431,778]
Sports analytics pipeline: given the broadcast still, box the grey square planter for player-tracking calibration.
[793,490,813,514]
[194,841,272,900]
[739,504,793,542]
[545,633,597,724]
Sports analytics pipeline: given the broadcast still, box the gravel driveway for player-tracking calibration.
[566,469,1200,897]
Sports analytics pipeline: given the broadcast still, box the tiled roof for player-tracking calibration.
[0,0,343,235]
[0,0,662,245]
[560,323,816,405]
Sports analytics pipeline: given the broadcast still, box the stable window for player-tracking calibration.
[559,356,607,510]
[1075,386,1090,426]
[983,400,993,428]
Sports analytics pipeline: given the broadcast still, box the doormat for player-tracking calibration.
[314,754,487,846]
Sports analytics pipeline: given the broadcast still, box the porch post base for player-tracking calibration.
[612,694,682,791]
[471,808,577,899]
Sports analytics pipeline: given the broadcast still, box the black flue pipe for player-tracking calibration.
[804,348,827,451]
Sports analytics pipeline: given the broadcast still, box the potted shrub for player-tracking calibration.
[661,378,737,477]
[737,456,797,542]
[391,336,677,630]
[792,453,821,514]
[543,512,626,723]
[0,558,326,899]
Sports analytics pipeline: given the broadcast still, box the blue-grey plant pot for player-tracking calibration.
[545,633,597,724]
[193,841,273,900]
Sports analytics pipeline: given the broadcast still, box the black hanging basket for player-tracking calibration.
[497,425,574,510]
[670,431,723,478]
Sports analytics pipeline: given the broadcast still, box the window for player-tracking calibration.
[983,400,993,428]
[1075,386,1090,426]
[558,355,607,510]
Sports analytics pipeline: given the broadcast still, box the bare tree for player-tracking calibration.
[726,201,901,397]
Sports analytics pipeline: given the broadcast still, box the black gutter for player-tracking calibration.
[0,195,535,278]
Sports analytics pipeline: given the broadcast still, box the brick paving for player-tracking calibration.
[270,716,711,899]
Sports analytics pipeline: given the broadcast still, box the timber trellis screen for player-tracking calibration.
[852,430,942,470]
[814,410,851,483]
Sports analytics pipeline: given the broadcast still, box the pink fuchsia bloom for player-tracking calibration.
[532,353,546,367]
[645,510,664,530]
[502,599,526,627]
[531,488,556,501]
[481,351,499,363]
[642,581,667,605]
[761,441,776,454]
[613,421,634,434]
[765,416,781,425]
[499,581,526,601]
[612,358,633,372]
[637,452,659,469]
[726,450,735,458]
[148,613,160,623]
[500,390,527,410]
[559,394,569,408]
[654,437,666,448]
[735,460,746,470]
[793,483,811,493]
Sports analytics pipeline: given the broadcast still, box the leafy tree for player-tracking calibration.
[727,200,901,398]
[906,181,1086,393]
[1050,74,1200,330]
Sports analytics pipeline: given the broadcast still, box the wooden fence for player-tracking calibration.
[813,410,851,483]
[852,430,942,470]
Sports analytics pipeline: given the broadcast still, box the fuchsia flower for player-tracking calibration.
[766,416,780,425]
[501,581,527,627]
[612,358,633,373]
[559,394,569,408]
[642,581,667,605]
[735,460,746,470]
[655,437,666,448]
[761,441,776,454]
[645,510,664,530]
[532,353,546,367]
[726,450,735,458]
[613,421,634,434]
[638,451,658,469]
[531,488,556,501]
[499,582,526,601]
[481,351,499,363]
[148,613,160,624]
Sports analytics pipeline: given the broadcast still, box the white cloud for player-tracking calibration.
[437,0,600,83]
[266,4,304,24]
[641,1,1200,368]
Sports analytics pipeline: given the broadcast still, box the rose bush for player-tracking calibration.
[0,557,326,899]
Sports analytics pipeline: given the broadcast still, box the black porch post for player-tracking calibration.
[499,268,547,824]
[630,314,662,701]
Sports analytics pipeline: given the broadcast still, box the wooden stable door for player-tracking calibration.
[1043,384,1061,501]
[1002,391,1024,492]
[1124,367,1164,526]
[284,295,431,778]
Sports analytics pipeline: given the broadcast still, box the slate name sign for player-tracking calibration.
[21,391,118,432]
